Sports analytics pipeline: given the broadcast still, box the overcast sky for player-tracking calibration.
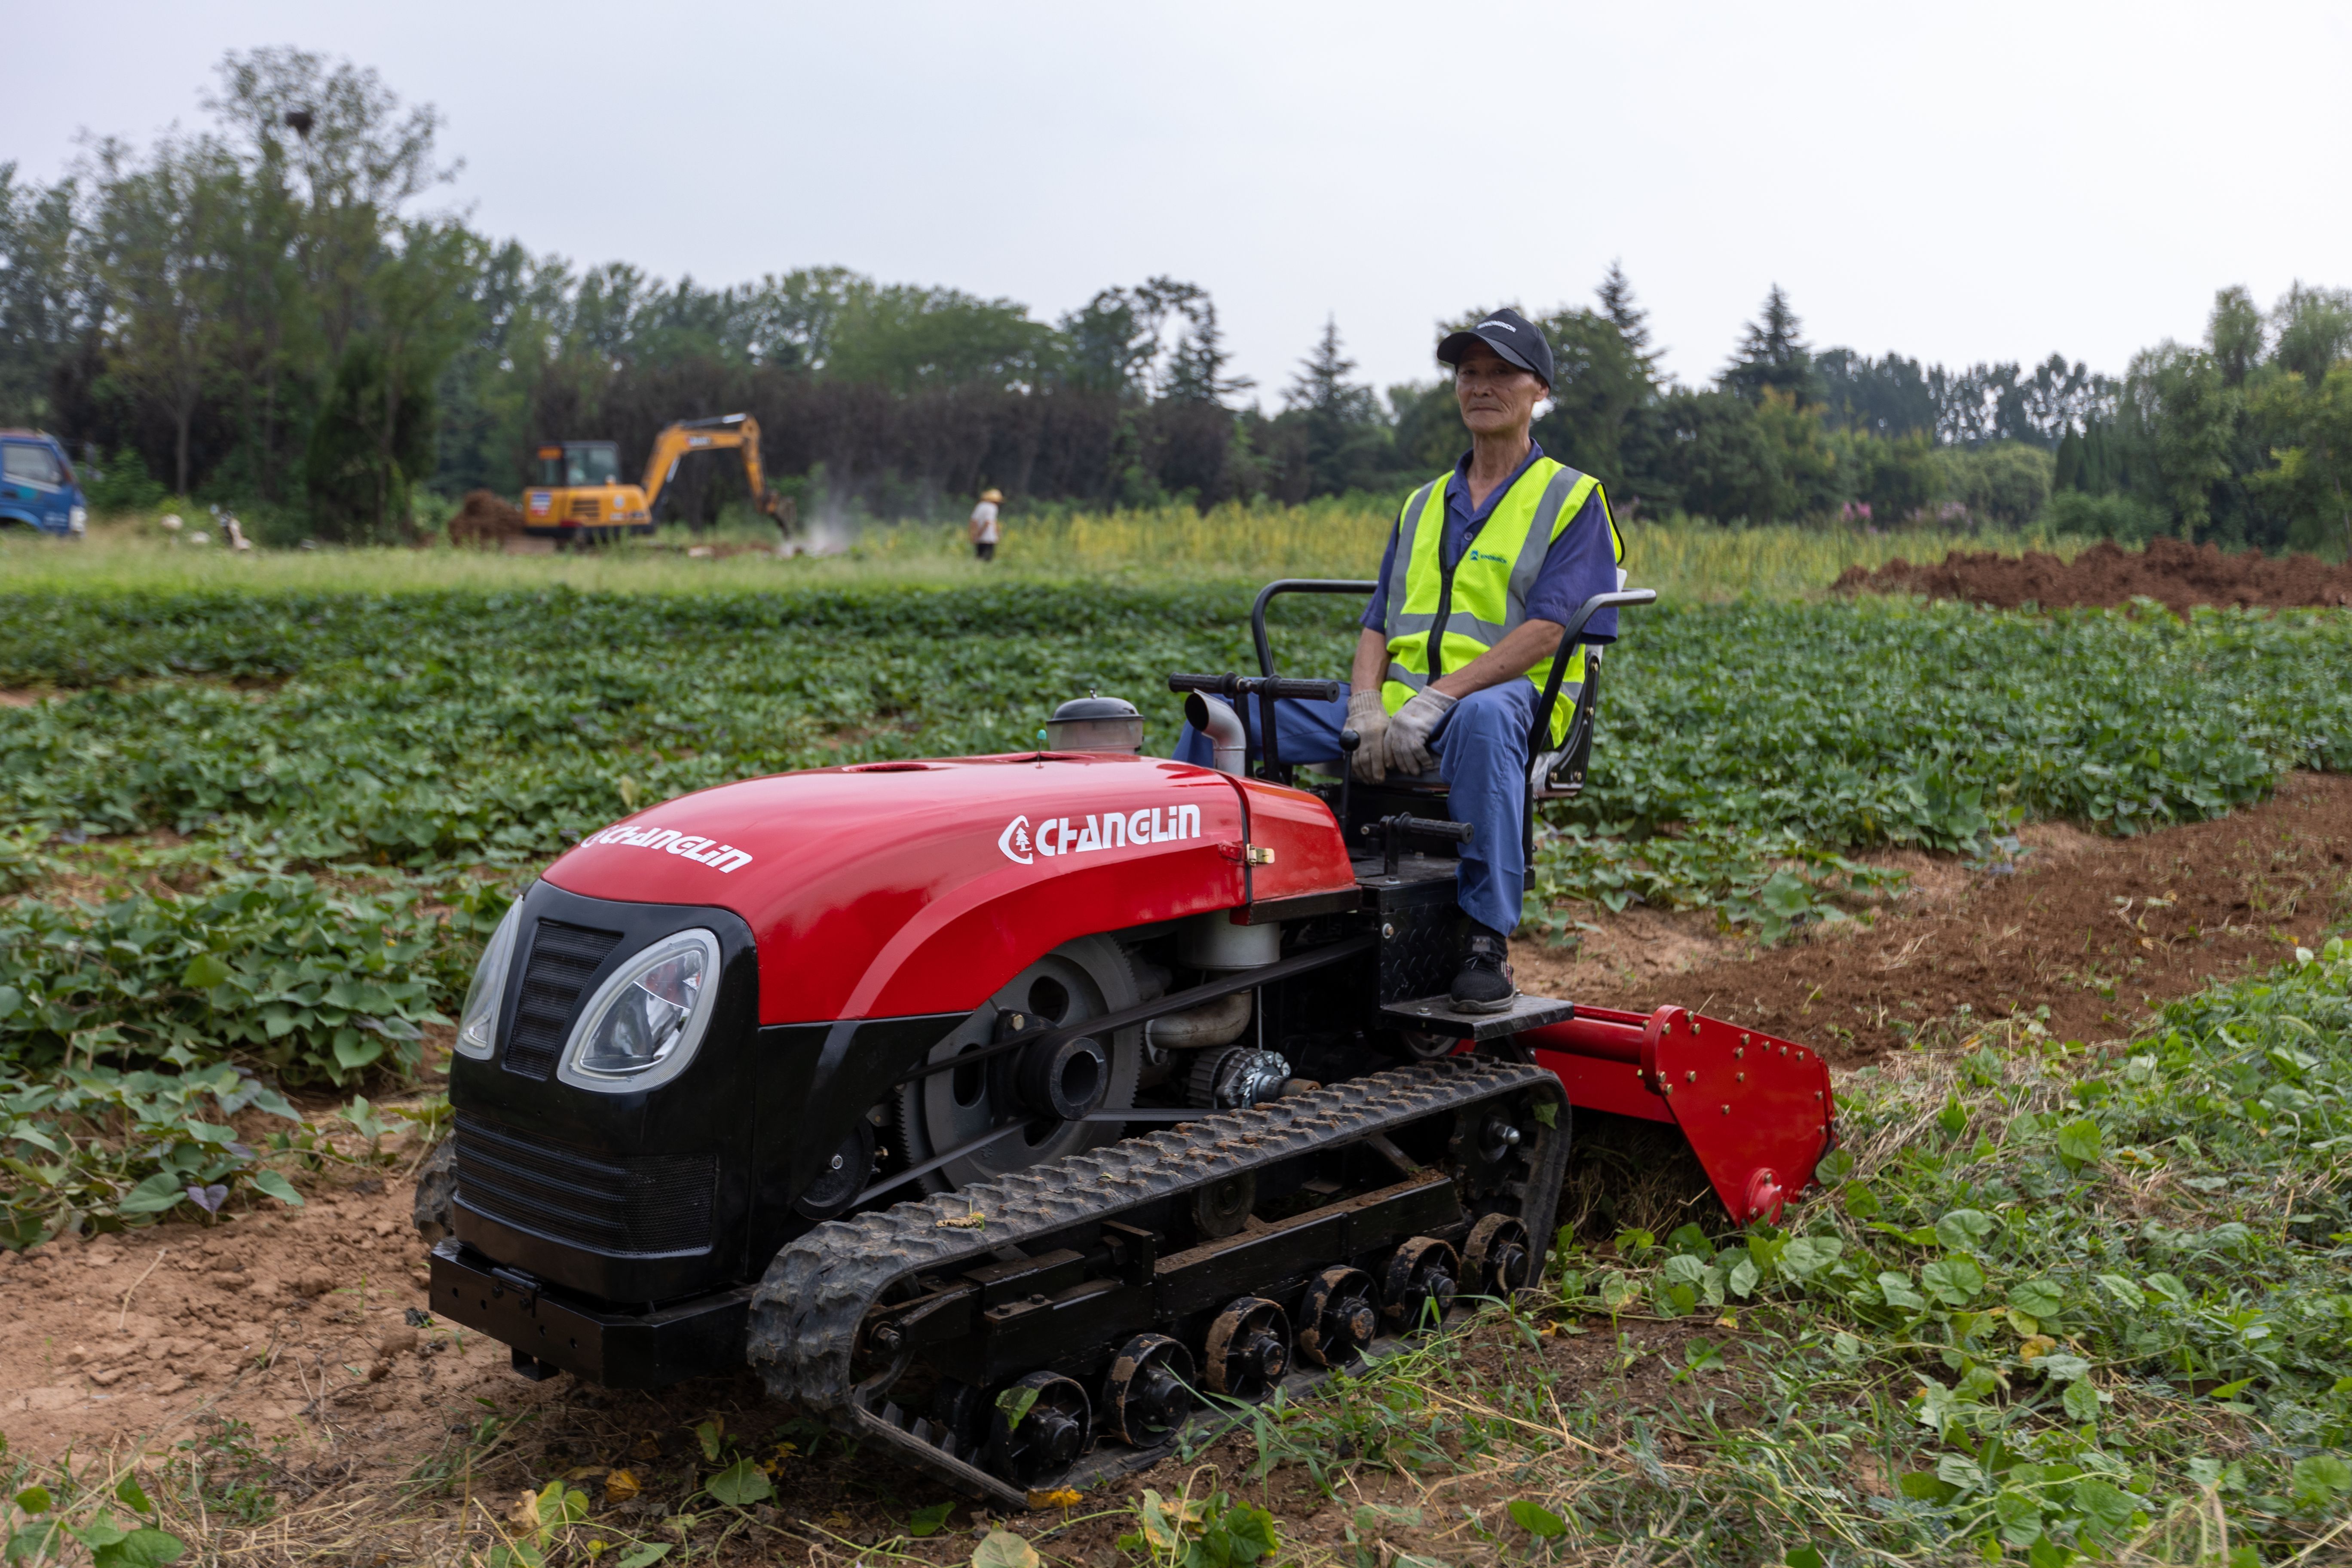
[8,1,2348,407]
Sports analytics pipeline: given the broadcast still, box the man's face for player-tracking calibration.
[1453,342,1546,437]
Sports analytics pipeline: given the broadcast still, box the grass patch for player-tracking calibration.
[1219,940,2352,1564]
[3,503,2090,605]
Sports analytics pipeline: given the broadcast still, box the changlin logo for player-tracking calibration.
[998,804,1202,866]
[585,823,754,873]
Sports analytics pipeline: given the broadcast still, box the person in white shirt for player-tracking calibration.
[969,488,1003,560]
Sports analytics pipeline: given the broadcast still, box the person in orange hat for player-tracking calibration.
[969,488,1004,561]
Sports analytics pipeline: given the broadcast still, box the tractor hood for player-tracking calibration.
[541,753,1354,1025]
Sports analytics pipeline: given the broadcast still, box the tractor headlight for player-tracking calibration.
[453,900,525,1060]
[556,929,720,1093]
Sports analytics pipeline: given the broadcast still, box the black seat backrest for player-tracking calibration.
[1531,648,1603,800]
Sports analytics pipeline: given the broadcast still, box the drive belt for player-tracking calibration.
[746,1055,1568,1508]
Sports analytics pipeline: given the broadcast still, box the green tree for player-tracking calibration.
[82,134,241,494]
[303,220,475,538]
[1936,443,2055,527]
[2208,285,2264,387]
[1535,304,1657,493]
[1162,297,1252,407]
[0,164,83,428]
[2249,365,2352,554]
[827,281,1050,392]
[1651,389,1787,522]
[1595,259,1660,380]
[1283,316,1388,498]
[2120,343,2238,537]
[1845,430,1943,521]
[1722,285,1820,406]
[2271,283,2352,384]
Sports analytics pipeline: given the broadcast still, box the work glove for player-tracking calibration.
[1384,688,1456,779]
[1345,690,1389,784]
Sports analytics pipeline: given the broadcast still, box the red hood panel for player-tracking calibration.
[542,754,1354,1024]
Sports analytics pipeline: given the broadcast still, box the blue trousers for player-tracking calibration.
[1172,683,1533,935]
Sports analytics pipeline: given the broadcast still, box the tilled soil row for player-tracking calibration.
[1834,536,2352,615]
[1520,772,2352,1063]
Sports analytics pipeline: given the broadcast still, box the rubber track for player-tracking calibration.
[747,1057,1566,1491]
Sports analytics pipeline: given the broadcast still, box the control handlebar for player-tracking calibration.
[1166,673,1344,702]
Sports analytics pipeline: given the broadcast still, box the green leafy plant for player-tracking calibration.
[1117,1482,1280,1568]
[0,1061,304,1245]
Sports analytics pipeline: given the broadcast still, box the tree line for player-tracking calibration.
[1,48,2346,553]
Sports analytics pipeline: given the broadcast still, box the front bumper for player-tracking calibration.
[429,1240,753,1388]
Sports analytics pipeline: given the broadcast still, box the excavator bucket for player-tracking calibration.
[1519,1006,1837,1226]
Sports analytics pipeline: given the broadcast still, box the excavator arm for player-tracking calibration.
[639,414,788,536]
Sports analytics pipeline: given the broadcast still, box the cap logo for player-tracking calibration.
[1479,318,1518,333]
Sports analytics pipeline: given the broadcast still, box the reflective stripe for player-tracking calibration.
[1507,467,1593,621]
[1386,481,1435,637]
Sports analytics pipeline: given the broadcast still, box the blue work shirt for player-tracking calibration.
[1360,441,1620,643]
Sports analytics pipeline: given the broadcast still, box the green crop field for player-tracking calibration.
[1,542,2348,1562]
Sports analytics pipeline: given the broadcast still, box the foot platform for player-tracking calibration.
[1380,993,1576,1040]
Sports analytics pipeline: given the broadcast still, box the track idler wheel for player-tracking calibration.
[1190,1170,1256,1240]
[985,1371,1090,1488]
[1102,1333,1196,1446]
[1297,1266,1380,1367]
[1381,1237,1459,1332]
[1203,1296,1290,1400]
[1464,1214,1533,1298]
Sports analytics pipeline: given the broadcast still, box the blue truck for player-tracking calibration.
[0,431,87,537]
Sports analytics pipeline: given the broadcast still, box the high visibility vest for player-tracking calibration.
[1380,456,1624,747]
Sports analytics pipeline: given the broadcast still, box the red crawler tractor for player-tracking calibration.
[416,582,1836,1508]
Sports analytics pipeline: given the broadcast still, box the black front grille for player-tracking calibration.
[504,920,623,1078]
[455,1112,717,1256]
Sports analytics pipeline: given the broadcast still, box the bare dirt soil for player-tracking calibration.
[6,779,2350,1561]
[1517,772,2352,1063]
[1834,536,2352,614]
[446,490,527,548]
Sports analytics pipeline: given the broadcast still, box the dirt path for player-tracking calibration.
[1516,772,2352,1063]
[6,778,2349,1558]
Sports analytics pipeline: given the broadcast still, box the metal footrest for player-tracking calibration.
[1380,993,1577,1040]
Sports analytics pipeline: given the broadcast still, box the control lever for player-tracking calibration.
[1361,813,1473,877]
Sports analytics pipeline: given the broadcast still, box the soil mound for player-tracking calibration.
[445,489,526,547]
[1835,536,2352,615]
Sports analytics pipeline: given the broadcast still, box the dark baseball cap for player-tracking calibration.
[1437,307,1553,389]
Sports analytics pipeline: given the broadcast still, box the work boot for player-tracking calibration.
[1449,927,1517,1014]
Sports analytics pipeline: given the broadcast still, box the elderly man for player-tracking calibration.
[1173,308,1623,1012]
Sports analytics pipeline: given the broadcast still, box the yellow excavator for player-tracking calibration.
[521,413,790,544]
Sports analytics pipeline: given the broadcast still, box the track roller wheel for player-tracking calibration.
[1381,1237,1459,1332]
[1102,1333,1196,1445]
[1202,1296,1290,1400]
[1464,1213,1533,1298]
[1297,1266,1380,1367]
[985,1371,1090,1488]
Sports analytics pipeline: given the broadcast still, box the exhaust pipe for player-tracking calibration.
[1184,692,1246,775]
